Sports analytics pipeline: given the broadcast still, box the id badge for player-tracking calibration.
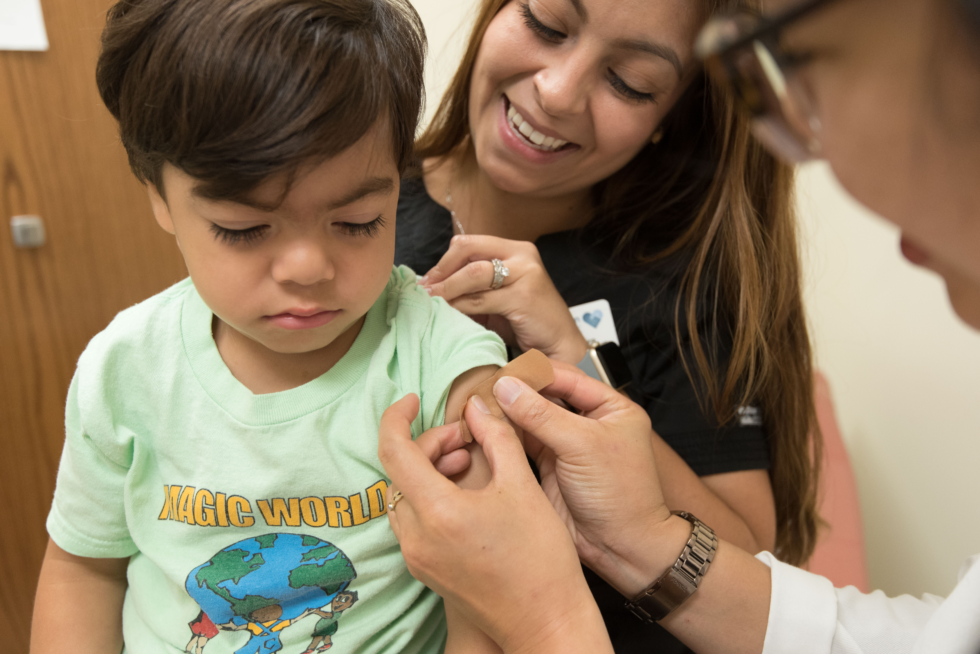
[569,299,619,345]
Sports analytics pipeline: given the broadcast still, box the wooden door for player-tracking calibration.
[0,1,187,650]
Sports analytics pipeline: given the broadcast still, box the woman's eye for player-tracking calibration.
[519,3,566,42]
[777,49,816,73]
[608,71,656,103]
[338,215,386,238]
[209,223,268,245]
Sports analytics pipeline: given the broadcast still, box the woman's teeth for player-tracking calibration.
[507,105,568,151]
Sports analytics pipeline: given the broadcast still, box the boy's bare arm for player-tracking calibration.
[443,364,500,490]
[442,351,553,489]
[441,365,506,653]
[31,538,128,654]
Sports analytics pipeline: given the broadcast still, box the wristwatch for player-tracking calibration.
[624,511,717,623]
[576,340,632,390]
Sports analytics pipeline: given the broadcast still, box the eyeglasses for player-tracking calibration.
[695,0,843,163]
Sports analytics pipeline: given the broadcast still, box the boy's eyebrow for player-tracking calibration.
[325,176,396,210]
[195,176,396,212]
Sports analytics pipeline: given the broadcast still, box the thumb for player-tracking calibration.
[463,397,539,489]
[379,394,457,502]
[383,392,421,427]
[492,376,591,457]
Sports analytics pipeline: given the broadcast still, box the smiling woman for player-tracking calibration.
[395,0,819,651]
[379,0,980,651]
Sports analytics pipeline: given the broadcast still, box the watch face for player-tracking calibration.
[596,342,633,389]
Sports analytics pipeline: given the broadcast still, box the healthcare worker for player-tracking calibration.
[378,0,980,651]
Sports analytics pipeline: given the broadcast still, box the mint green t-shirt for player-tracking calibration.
[46,266,506,654]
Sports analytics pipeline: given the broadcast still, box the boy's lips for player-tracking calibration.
[266,309,341,330]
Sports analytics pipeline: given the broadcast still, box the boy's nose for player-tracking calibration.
[271,242,335,286]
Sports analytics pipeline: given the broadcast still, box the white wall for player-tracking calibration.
[411,0,478,128]
[410,0,980,599]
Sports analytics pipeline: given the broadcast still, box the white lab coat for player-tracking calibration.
[756,552,980,654]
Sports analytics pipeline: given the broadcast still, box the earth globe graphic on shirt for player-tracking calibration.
[185,533,357,654]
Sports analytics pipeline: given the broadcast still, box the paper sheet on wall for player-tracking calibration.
[0,0,49,51]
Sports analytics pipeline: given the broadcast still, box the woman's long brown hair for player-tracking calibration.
[417,0,821,566]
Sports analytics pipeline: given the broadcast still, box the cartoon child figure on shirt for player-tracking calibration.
[222,603,319,654]
[301,591,359,653]
[185,610,219,654]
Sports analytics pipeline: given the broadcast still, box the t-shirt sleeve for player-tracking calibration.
[399,272,507,433]
[46,357,137,559]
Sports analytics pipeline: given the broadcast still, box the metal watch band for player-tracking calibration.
[624,511,717,623]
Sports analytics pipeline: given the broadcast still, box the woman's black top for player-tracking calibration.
[395,176,769,653]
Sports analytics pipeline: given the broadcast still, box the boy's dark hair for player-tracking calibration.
[97,0,426,201]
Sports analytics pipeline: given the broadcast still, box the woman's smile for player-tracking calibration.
[497,95,582,166]
[505,96,575,152]
[467,0,694,198]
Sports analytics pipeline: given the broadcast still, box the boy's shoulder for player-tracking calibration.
[382,265,466,331]
[383,264,431,315]
[380,264,505,356]
[80,277,194,370]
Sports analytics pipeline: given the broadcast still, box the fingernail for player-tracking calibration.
[493,377,522,406]
[418,275,429,285]
[470,395,492,414]
[421,285,433,295]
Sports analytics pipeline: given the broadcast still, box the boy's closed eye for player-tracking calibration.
[209,222,269,245]
[207,214,388,245]
[336,214,387,237]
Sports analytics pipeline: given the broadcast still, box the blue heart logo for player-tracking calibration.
[583,311,602,328]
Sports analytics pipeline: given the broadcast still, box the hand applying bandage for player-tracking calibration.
[457,349,555,443]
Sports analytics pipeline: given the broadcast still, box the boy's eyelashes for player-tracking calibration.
[207,215,387,245]
[209,223,268,245]
[338,215,386,238]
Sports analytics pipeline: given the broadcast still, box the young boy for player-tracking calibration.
[31,1,506,652]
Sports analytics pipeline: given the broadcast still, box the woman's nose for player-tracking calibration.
[271,240,335,287]
[533,53,591,117]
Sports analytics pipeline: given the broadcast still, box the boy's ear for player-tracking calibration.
[147,182,176,235]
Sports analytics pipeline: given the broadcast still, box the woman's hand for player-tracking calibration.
[494,365,686,593]
[378,394,612,654]
[502,370,774,654]
[419,235,588,364]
